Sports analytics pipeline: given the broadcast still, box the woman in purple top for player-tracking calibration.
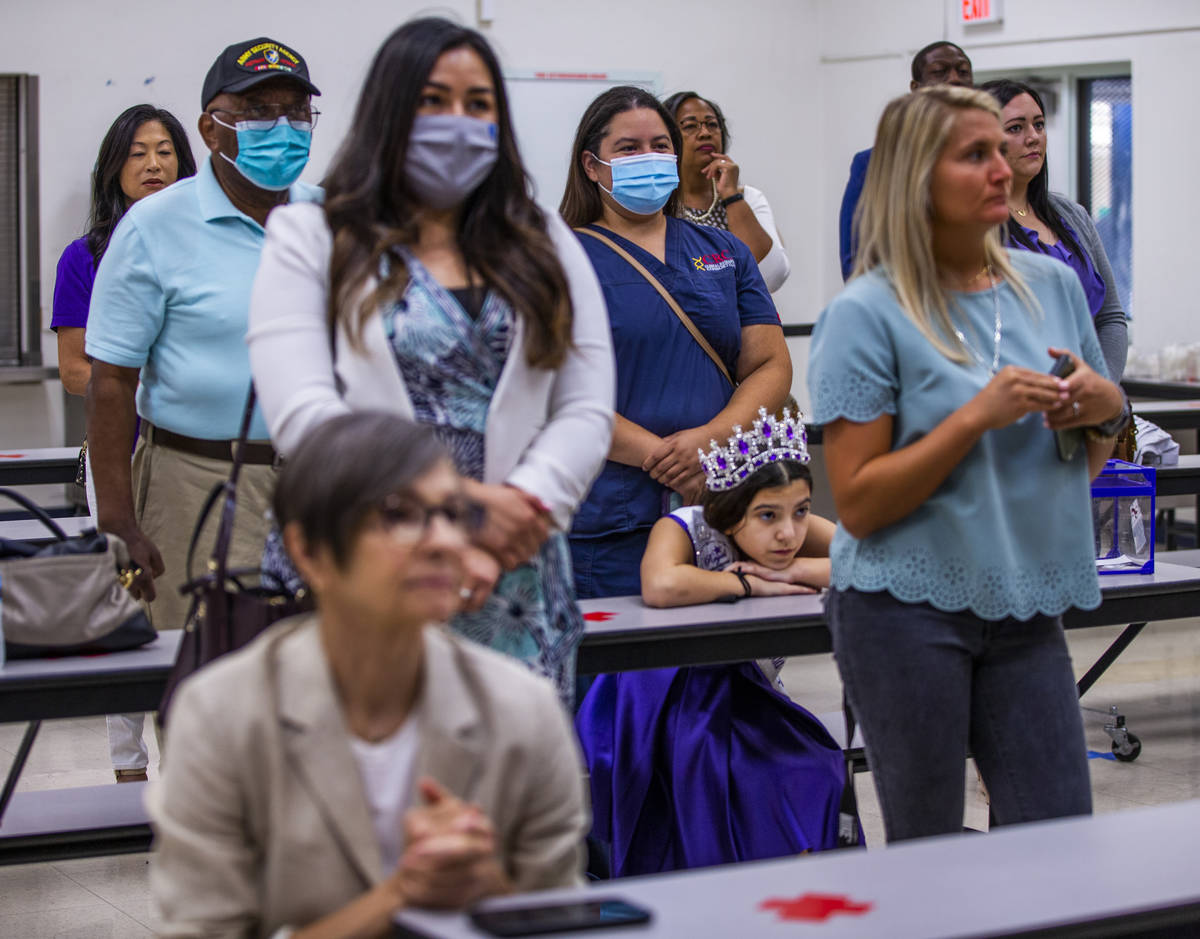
[51,105,194,783]
[981,80,1127,382]
[52,104,196,395]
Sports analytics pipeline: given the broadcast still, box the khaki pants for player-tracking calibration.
[131,436,276,630]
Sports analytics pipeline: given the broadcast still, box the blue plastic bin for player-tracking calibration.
[1091,459,1155,575]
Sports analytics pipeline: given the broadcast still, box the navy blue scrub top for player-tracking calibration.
[571,216,780,539]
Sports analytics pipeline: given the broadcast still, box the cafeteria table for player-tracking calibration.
[0,632,182,863]
[0,447,79,486]
[395,799,1200,939]
[5,564,1200,864]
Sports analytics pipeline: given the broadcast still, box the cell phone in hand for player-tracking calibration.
[469,897,652,936]
[1049,354,1083,462]
[1049,353,1075,379]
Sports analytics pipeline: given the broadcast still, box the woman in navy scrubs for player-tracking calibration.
[560,86,791,600]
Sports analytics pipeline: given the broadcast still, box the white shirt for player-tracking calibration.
[349,719,420,872]
[741,185,791,294]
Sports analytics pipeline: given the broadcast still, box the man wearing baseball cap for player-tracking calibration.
[86,37,322,637]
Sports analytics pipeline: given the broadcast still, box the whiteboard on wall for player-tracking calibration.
[503,69,661,213]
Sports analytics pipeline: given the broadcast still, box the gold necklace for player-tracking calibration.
[1011,202,1029,218]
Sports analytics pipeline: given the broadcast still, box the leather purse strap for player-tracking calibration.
[576,226,734,387]
[186,384,258,586]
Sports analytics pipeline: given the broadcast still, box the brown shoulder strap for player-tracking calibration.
[576,226,734,387]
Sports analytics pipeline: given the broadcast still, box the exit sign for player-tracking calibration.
[961,0,1003,24]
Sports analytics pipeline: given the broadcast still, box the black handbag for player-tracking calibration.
[158,385,311,723]
[0,488,156,658]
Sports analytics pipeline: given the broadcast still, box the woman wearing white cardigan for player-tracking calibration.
[247,18,614,704]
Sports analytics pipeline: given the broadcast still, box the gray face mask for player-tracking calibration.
[405,114,499,210]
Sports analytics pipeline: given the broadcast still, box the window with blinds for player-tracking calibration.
[0,74,40,367]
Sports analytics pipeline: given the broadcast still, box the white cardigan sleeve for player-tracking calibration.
[742,185,791,293]
[247,202,353,456]
[502,213,615,531]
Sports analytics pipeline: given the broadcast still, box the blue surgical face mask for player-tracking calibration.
[590,151,679,215]
[212,114,311,192]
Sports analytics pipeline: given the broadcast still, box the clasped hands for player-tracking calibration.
[388,777,510,911]
[458,482,552,611]
[642,426,712,506]
[971,347,1124,432]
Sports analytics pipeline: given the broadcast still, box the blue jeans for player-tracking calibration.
[826,588,1092,843]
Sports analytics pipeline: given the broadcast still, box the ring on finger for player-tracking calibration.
[1072,401,1080,416]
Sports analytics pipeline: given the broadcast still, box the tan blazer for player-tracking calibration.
[148,615,589,938]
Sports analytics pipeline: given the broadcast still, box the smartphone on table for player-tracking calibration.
[469,897,652,936]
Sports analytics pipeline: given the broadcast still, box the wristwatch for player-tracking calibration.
[720,193,745,209]
[1089,396,1132,440]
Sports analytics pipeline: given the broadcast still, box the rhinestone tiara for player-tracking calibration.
[698,406,810,492]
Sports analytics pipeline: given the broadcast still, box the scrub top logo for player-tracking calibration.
[237,42,301,74]
[692,250,736,273]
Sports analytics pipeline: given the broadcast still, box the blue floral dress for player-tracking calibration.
[263,252,584,705]
[383,252,583,704]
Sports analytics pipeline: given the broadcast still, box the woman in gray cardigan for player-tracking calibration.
[982,79,1127,381]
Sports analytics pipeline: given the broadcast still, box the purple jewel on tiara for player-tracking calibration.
[698,406,810,493]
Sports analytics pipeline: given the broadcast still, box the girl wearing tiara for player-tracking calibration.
[575,408,847,877]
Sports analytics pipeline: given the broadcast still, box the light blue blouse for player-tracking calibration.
[808,251,1105,620]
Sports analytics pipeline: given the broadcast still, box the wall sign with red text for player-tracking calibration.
[961,0,1003,25]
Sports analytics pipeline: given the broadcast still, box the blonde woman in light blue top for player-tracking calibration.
[808,86,1129,843]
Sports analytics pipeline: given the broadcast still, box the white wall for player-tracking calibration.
[0,0,818,447]
[2,0,1199,446]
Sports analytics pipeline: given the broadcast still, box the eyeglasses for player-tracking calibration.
[211,104,320,129]
[678,119,721,137]
[374,493,485,542]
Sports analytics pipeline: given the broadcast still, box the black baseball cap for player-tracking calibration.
[201,37,321,109]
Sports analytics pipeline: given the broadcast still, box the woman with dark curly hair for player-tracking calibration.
[661,90,790,291]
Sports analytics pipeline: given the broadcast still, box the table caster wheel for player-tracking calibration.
[1112,732,1141,762]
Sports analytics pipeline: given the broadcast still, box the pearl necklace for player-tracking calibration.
[951,267,1002,375]
[684,179,721,224]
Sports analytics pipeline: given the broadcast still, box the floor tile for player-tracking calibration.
[54,854,160,932]
[0,863,100,914]
[0,904,153,938]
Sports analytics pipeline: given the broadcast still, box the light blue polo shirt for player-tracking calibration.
[85,156,321,440]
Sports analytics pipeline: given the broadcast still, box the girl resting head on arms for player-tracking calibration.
[640,406,833,607]
[576,406,848,877]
